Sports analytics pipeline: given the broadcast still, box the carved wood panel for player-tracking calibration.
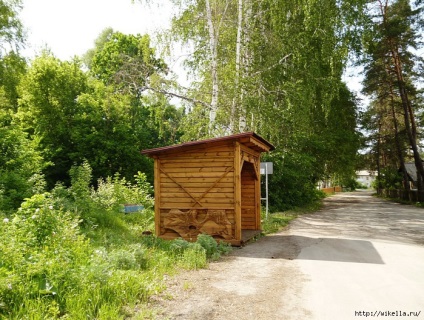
[161,209,234,240]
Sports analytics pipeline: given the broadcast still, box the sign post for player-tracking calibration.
[260,162,273,218]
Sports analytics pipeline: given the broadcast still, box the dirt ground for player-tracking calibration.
[148,191,424,320]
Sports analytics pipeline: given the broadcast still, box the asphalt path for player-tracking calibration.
[154,191,424,320]
[280,191,424,320]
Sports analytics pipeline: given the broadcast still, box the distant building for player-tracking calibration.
[356,170,377,188]
[399,162,419,189]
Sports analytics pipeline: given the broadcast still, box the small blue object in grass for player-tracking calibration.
[123,204,144,213]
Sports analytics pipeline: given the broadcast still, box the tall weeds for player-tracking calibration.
[0,162,231,319]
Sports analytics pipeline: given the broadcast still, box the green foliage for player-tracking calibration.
[360,0,423,189]
[17,52,89,187]
[0,52,26,110]
[0,0,24,52]
[170,234,232,269]
[166,0,364,205]
[261,212,297,235]
[0,162,230,318]
[261,201,322,235]
[194,233,231,260]
[82,27,114,70]
[374,167,403,190]
[0,193,92,318]
[0,108,43,211]
[0,50,40,212]
[181,243,207,270]
[264,151,325,212]
[344,177,366,191]
[92,172,154,212]
[89,31,167,90]
[16,48,182,188]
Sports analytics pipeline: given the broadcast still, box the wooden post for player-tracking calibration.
[154,158,161,236]
[234,142,242,242]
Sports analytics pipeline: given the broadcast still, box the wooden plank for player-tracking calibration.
[234,142,241,241]
[240,143,261,157]
[160,198,235,204]
[159,207,234,211]
[161,187,234,193]
[161,166,232,173]
[160,172,234,178]
[161,177,234,184]
[160,203,235,209]
[157,147,234,159]
[161,182,234,188]
[157,142,232,153]
[160,192,234,199]
[240,159,260,230]
[161,160,234,167]
[240,136,271,153]
[154,159,161,236]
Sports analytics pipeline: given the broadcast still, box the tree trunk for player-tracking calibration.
[378,0,424,196]
[239,0,252,132]
[385,66,409,191]
[230,0,243,134]
[390,47,424,194]
[389,93,409,191]
[205,0,219,134]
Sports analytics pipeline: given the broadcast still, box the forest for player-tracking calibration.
[0,0,423,318]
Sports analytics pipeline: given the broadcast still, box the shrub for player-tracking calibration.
[91,172,154,212]
[181,243,207,270]
[0,194,92,318]
[264,152,324,211]
[168,235,232,269]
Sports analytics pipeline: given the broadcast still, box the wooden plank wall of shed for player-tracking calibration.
[156,141,236,239]
[241,161,258,230]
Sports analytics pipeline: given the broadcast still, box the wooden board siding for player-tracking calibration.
[241,162,257,230]
[158,145,235,209]
[156,142,237,241]
[142,132,274,245]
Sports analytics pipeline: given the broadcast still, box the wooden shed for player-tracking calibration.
[141,132,274,246]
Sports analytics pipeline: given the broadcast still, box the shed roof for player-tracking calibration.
[401,162,418,182]
[141,132,275,156]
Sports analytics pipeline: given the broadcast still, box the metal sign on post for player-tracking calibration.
[260,162,273,218]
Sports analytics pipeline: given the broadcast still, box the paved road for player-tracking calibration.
[282,191,424,319]
[154,191,424,320]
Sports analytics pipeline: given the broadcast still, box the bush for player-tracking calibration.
[264,152,324,211]
[373,167,402,190]
[167,235,233,270]
[0,193,92,318]
[0,162,236,318]
[181,243,207,270]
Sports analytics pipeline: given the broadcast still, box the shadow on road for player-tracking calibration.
[233,235,384,264]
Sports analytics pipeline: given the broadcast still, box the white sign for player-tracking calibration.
[260,162,273,175]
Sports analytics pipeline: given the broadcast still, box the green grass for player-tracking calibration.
[261,200,322,235]
[0,163,324,319]
[0,168,232,319]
